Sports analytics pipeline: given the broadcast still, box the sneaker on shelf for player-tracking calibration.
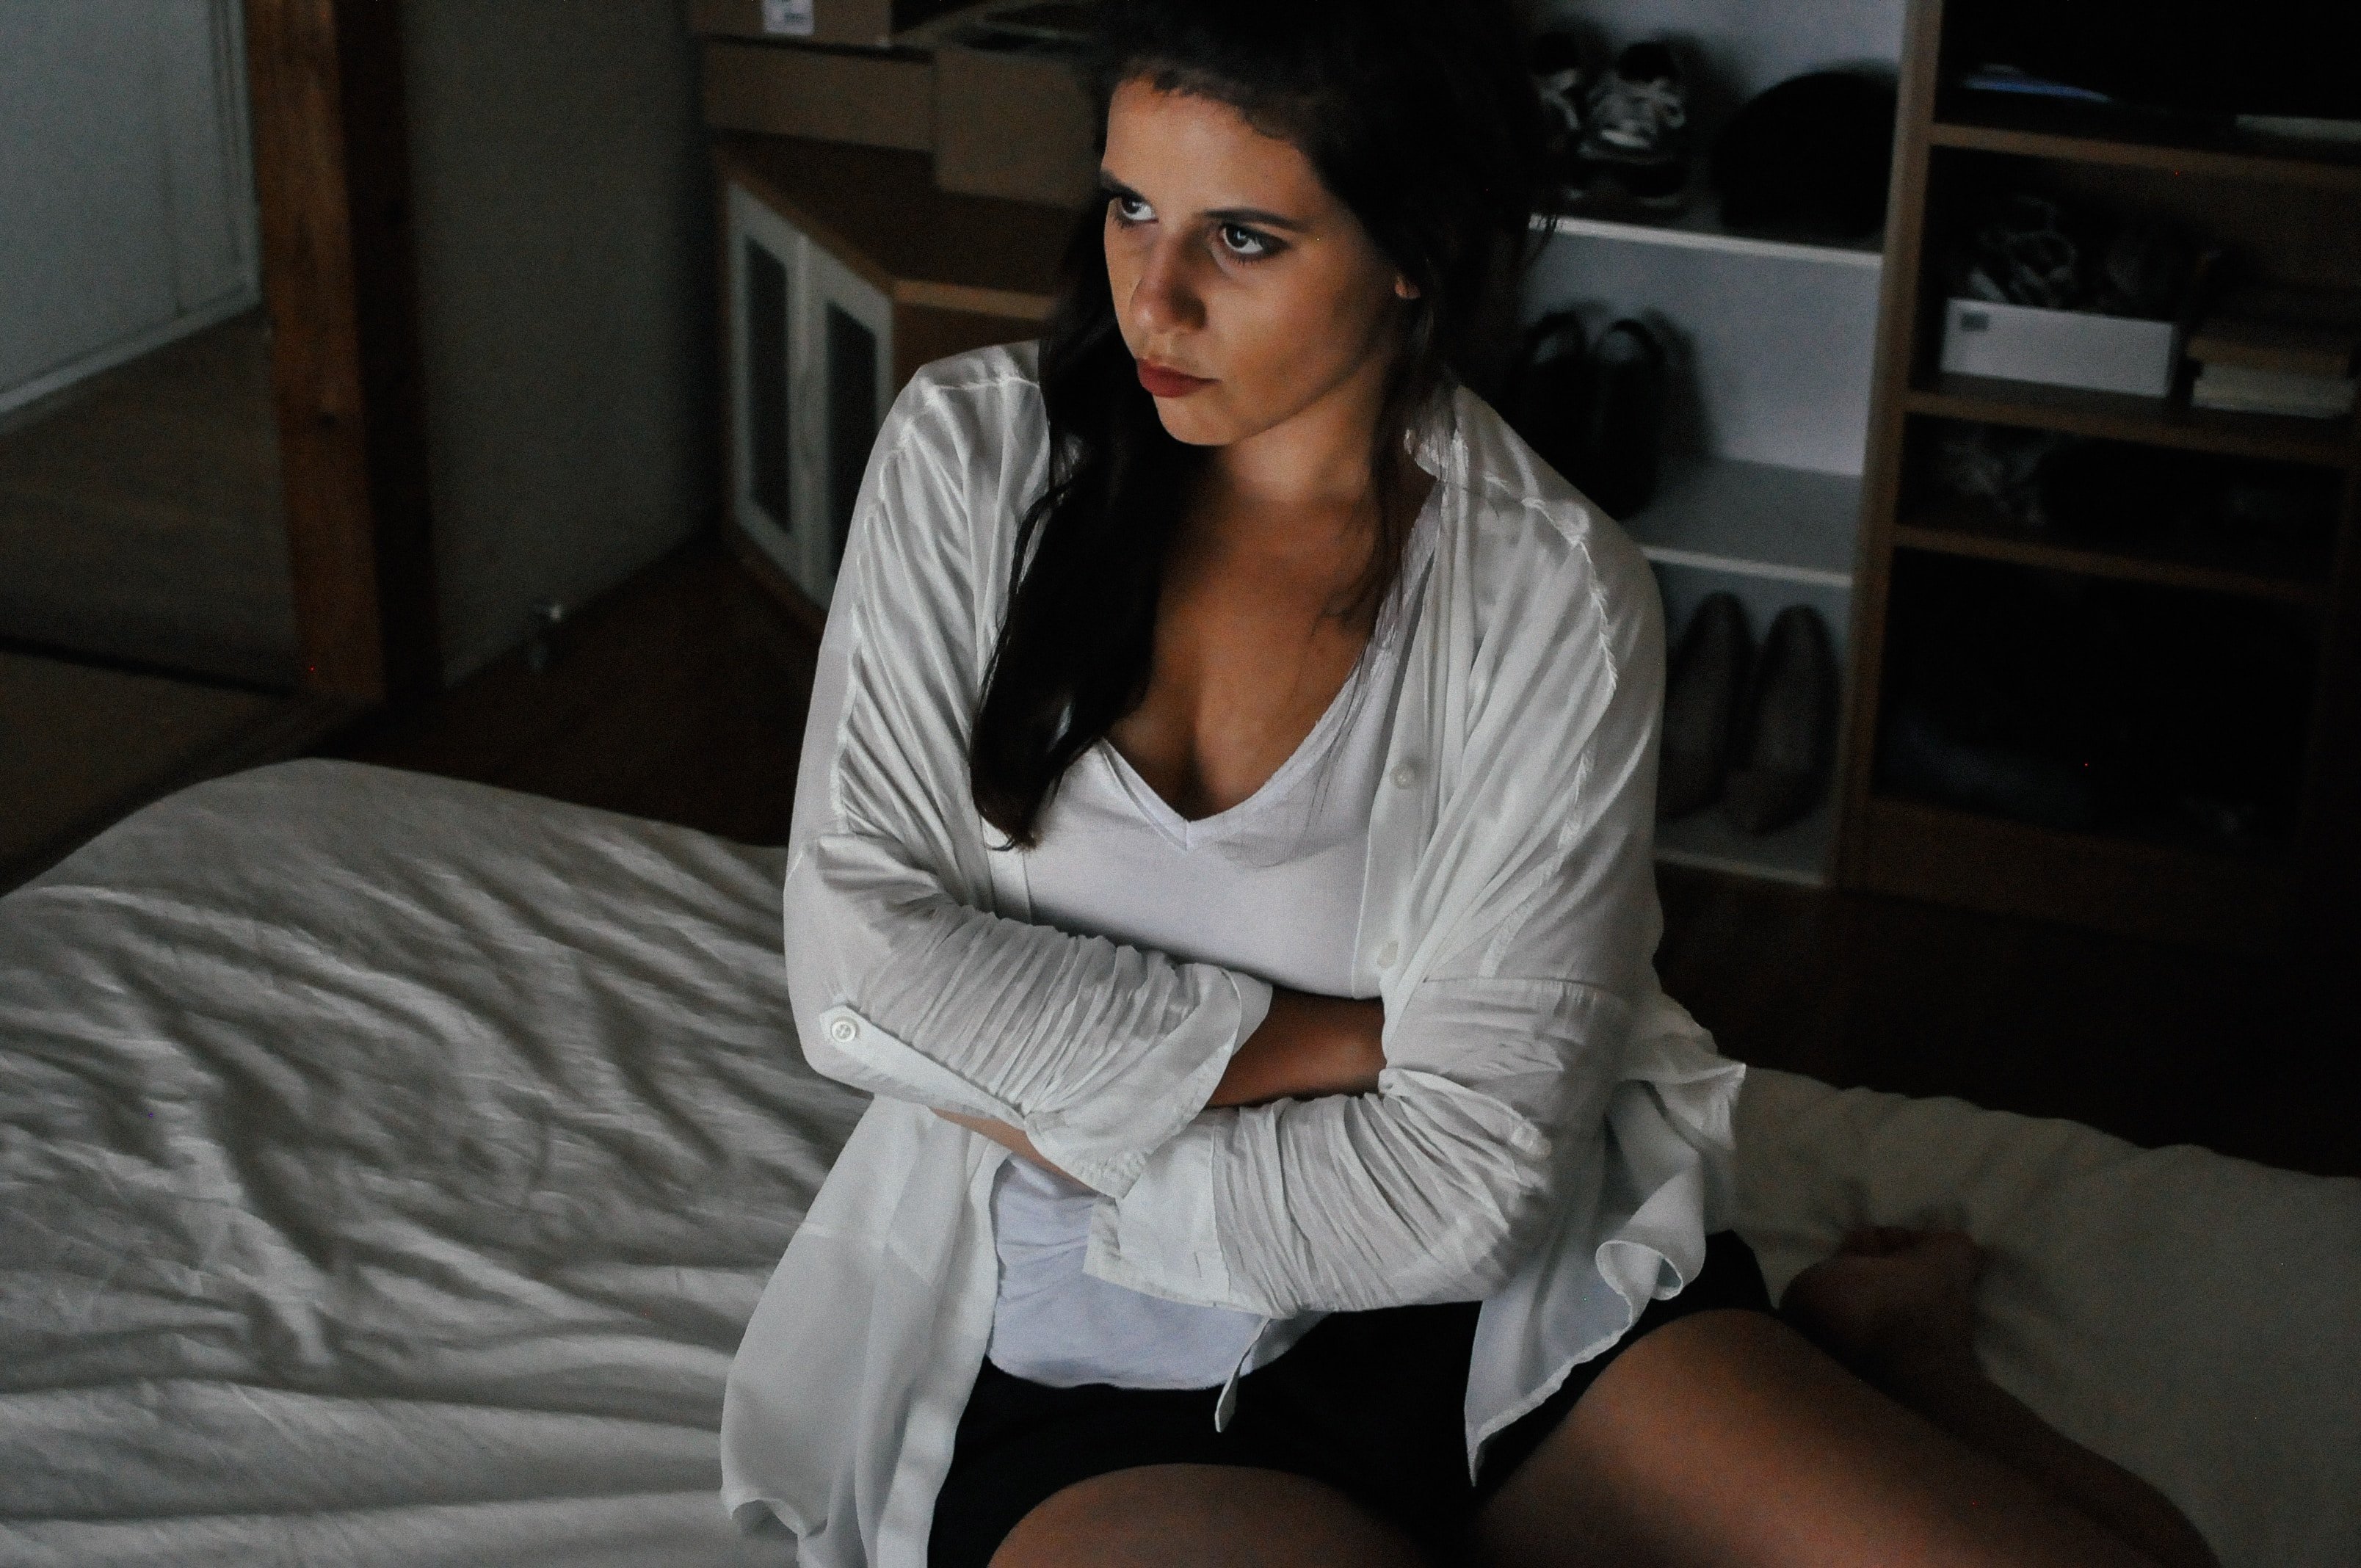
[1530,30,1592,208]
[1580,41,1691,209]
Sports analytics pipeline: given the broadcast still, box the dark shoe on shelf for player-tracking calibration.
[1571,318,1664,519]
[1502,309,1591,482]
[1707,70,1898,242]
[1723,604,1838,835]
[1879,694,2097,832]
[1659,592,1754,821]
[1580,41,1691,208]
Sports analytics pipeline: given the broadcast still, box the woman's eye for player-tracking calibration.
[1109,195,1153,226]
[1218,223,1277,259]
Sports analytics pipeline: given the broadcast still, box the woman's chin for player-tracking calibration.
[1150,402,1235,446]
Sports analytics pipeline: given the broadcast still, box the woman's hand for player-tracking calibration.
[1206,988,1385,1108]
[932,1109,1078,1181]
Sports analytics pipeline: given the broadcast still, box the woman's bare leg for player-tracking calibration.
[990,1462,1432,1568]
[1779,1228,2219,1568]
[1463,1305,2171,1568]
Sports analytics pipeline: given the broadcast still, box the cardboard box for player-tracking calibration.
[932,35,1097,206]
[700,38,935,150]
[1938,297,2183,399]
[686,0,971,50]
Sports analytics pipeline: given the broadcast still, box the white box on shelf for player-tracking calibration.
[1938,297,2182,399]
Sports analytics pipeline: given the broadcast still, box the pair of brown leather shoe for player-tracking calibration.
[1659,594,1837,834]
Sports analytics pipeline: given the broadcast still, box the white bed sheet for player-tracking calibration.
[1,762,846,1566]
[1,761,2353,1567]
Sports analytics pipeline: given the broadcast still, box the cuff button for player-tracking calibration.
[827,1017,859,1043]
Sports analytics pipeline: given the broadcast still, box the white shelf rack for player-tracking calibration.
[1534,197,1884,271]
[1657,795,1836,886]
[1622,455,1860,586]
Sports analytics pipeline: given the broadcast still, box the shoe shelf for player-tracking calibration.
[1904,373,2360,471]
[1533,195,1883,272]
[1925,118,2361,197]
[1520,0,1910,892]
[1623,455,1858,587]
[1850,795,2294,953]
[1838,0,2361,954]
[1657,797,1836,888]
[1890,503,2333,609]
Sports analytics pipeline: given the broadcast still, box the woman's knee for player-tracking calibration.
[990,1462,1432,1568]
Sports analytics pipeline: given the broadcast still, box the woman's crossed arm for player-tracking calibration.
[935,990,1385,1179]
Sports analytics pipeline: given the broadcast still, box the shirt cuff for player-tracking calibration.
[1026,971,1274,1201]
[810,1003,1020,1121]
[1082,1117,1240,1310]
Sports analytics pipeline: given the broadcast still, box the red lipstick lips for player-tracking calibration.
[1136,360,1214,398]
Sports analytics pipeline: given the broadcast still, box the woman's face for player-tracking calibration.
[1100,77,1416,451]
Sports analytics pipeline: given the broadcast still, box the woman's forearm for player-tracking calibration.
[1206,987,1385,1107]
[934,1108,1078,1180]
[933,987,1383,1177]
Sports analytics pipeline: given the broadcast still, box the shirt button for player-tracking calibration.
[1390,763,1418,789]
[827,1017,859,1044]
[1378,939,1401,967]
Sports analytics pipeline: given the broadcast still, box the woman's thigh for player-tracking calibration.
[991,1462,1433,1568]
[1463,1310,2154,1568]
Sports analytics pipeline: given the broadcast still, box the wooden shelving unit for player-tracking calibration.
[1837,0,2361,953]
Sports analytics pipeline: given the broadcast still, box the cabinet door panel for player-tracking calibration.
[794,239,893,606]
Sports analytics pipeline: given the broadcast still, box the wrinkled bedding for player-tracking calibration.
[1,761,2353,1567]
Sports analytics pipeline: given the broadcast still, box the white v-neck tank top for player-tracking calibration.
[985,496,1439,1390]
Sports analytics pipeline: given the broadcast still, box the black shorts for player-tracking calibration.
[928,1230,1772,1567]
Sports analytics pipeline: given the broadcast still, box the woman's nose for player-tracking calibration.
[1128,235,1205,338]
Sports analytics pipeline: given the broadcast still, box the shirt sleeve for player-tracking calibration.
[1084,521,1669,1314]
[782,371,1275,1199]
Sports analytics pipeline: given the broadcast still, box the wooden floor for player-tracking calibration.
[322,533,2360,1178]
[0,309,298,688]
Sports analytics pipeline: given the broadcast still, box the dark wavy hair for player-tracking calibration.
[968,0,1548,849]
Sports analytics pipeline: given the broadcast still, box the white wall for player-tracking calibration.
[0,0,258,415]
[399,0,716,683]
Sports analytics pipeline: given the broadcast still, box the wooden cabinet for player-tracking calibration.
[1838,0,2361,951]
[714,135,1070,620]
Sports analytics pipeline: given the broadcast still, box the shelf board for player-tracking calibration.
[1624,457,1860,587]
[1906,373,2358,468]
[1890,509,2331,607]
[1851,794,2291,952]
[1928,117,2361,194]
[1658,796,1835,888]
[1534,195,1884,270]
[714,134,1066,320]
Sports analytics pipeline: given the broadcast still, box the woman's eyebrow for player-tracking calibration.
[1205,204,1310,233]
[1098,172,1310,233]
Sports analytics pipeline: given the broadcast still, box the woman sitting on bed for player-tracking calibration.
[719,2,2219,1564]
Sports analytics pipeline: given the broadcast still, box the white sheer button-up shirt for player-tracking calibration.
[720,344,1744,1568]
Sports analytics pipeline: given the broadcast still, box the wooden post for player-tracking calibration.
[244,0,438,700]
